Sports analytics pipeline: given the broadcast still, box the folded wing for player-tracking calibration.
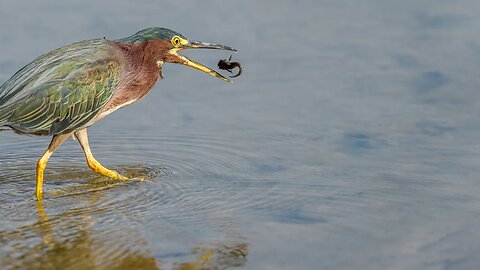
[0,39,121,135]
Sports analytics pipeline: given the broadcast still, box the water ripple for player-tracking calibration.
[0,130,325,269]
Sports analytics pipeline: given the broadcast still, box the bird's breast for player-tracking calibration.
[96,65,160,120]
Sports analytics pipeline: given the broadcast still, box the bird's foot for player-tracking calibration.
[112,170,128,181]
[86,159,128,181]
[130,175,147,181]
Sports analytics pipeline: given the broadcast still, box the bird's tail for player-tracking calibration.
[0,105,11,127]
[0,117,8,128]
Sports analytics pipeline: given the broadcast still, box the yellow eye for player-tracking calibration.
[171,36,181,47]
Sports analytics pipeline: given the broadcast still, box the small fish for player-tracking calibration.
[218,55,242,78]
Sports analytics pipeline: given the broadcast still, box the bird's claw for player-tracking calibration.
[112,170,128,181]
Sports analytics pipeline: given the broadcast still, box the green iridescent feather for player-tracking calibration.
[0,39,120,135]
[116,27,185,44]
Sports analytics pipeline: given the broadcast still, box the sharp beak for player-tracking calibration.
[187,41,237,52]
[169,41,237,83]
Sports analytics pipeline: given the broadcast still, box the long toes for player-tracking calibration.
[131,175,147,181]
[118,175,129,181]
[112,170,128,181]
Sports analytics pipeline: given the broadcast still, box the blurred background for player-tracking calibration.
[1,0,480,269]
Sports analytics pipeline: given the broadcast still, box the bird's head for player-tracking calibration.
[116,27,236,83]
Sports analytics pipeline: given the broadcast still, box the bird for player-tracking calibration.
[0,27,236,200]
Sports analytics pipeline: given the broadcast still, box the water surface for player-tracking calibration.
[1,0,480,269]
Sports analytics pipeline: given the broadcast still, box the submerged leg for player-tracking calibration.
[36,134,70,200]
[74,128,127,181]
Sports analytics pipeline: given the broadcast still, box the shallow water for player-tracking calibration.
[1,0,480,269]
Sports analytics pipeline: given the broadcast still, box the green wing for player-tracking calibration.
[0,39,121,135]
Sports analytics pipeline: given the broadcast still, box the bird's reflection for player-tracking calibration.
[1,177,248,270]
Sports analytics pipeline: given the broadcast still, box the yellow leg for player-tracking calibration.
[74,129,127,181]
[36,150,51,199]
[36,134,70,200]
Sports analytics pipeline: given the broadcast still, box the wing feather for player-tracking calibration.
[0,39,121,135]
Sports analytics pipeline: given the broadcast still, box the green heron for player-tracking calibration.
[0,27,236,199]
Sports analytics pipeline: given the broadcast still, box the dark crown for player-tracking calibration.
[116,27,186,44]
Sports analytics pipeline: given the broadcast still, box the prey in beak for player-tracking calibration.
[164,36,237,83]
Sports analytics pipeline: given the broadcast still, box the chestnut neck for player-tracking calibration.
[116,39,171,69]
[101,39,172,113]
